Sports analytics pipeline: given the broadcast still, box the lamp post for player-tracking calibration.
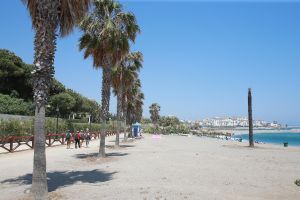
[89,114,92,131]
[56,106,59,134]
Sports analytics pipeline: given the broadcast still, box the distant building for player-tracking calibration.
[196,116,281,128]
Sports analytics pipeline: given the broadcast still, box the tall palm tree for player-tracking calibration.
[248,88,254,147]
[135,91,145,122]
[127,90,144,124]
[112,51,143,146]
[125,78,144,138]
[21,0,90,199]
[79,0,140,156]
[149,103,161,133]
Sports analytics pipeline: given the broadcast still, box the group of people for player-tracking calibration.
[65,129,92,149]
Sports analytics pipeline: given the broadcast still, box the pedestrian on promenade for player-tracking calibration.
[80,130,84,147]
[75,131,81,149]
[66,130,72,149]
[85,128,91,147]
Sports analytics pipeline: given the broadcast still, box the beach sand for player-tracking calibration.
[0,134,299,200]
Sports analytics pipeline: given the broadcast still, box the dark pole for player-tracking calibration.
[248,88,254,147]
[89,115,92,131]
[56,106,59,134]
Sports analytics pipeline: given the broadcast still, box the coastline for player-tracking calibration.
[233,129,300,135]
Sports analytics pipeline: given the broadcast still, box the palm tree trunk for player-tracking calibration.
[115,87,122,147]
[248,88,254,147]
[32,106,47,200]
[123,96,128,141]
[115,70,123,146]
[31,5,58,199]
[99,67,112,157]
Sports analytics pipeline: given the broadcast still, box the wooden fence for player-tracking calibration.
[0,131,116,153]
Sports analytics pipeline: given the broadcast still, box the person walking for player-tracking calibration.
[66,130,72,149]
[80,130,84,147]
[85,130,91,147]
[75,131,81,149]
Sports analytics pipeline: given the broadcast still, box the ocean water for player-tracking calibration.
[233,132,300,147]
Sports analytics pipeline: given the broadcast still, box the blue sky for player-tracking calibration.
[0,1,300,125]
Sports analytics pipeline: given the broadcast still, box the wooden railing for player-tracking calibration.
[0,131,116,153]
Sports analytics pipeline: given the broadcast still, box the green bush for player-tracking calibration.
[72,122,101,132]
[0,94,34,115]
[0,117,126,137]
[142,123,191,135]
[68,118,89,123]
[295,179,300,187]
[45,118,68,134]
[0,118,34,136]
[142,124,160,134]
[72,121,126,133]
[0,117,67,136]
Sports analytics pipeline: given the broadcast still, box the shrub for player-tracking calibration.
[0,118,34,136]
[0,94,34,115]
[72,122,101,132]
[0,117,67,136]
[45,118,68,134]
[0,117,125,137]
[295,179,300,187]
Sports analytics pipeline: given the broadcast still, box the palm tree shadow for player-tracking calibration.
[106,144,136,149]
[75,152,129,159]
[1,170,116,192]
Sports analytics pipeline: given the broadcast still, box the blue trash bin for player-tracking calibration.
[132,123,141,137]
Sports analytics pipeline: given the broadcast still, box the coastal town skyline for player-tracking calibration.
[178,115,282,128]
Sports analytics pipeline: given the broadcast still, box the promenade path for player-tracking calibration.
[0,134,300,200]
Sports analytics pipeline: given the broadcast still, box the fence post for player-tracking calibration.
[32,136,34,149]
[9,136,14,152]
[62,134,65,145]
[48,135,51,146]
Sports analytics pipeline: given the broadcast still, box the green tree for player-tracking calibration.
[141,118,151,124]
[159,116,180,127]
[49,79,66,96]
[48,92,76,118]
[22,0,90,199]
[79,0,140,156]
[149,103,161,131]
[0,94,34,115]
[66,89,85,114]
[0,49,33,100]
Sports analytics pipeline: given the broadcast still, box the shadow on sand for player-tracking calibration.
[106,144,136,149]
[1,170,116,192]
[74,152,129,159]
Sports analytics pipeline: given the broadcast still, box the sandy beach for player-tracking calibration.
[0,134,300,200]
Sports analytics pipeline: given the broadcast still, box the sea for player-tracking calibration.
[233,131,300,147]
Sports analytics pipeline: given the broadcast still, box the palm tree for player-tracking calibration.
[248,88,254,147]
[149,103,161,133]
[127,89,144,125]
[135,91,145,122]
[126,78,144,124]
[79,0,140,156]
[123,77,143,138]
[21,0,90,199]
[112,51,143,146]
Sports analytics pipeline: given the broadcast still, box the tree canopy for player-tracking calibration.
[149,103,161,124]
[0,49,100,120]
